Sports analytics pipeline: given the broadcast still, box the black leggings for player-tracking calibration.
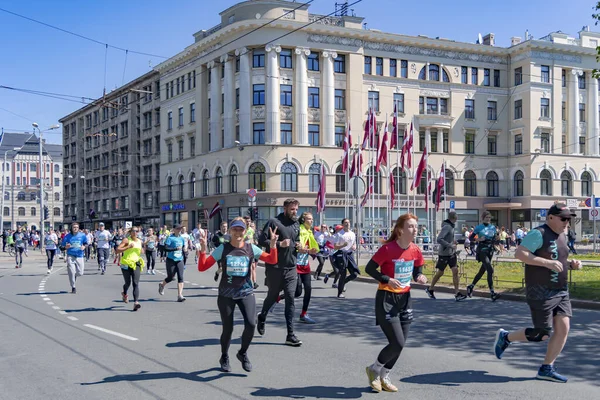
[46,249,56,269]
[295,273,312,313]
[121,267,141,302]
[165,258,184,283]
[217,294,256,355]
[146,251,156,270]
[15,247,24,266]
[472,251,494,290]
[314,256,326,278]
[378,318,411,369]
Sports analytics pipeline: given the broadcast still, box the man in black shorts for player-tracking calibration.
[425,212,467,301]
[493,203,582,383]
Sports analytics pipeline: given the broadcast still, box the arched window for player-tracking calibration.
[53,207,60,216]
[561,171,572,196]
[229,165,238,193]
[581,171,592,197]
[429,64,439,81]
[249,162,266,191]
[4,191,9,201]
[391,167,407,195]
[30,207,36,216]
[30,192,37,201]
[445,169,455,196]
[17,191,25,201]
[54,164,59,173]
[189,172,196,198]
[215,167,223,195]
[167,176,173,201]
[514,171,524,197]
[417,171,427,195]
[202,170,209,196]
[540,170,552,196]
[335,165,346,193]
[281,162,298,192]
[486,171,499,197]
[3,207,9,216]
[18,207,25,216]
[178,175,184,200]
[464,170,477,196]
[308,163,321,192]
[54,192,60,201]
[418,66,426,80]
[367,166,382,194]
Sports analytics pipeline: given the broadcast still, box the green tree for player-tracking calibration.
[593,2,600,77]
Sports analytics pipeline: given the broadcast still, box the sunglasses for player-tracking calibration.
[132,230,139,233]
[560,217,570,222]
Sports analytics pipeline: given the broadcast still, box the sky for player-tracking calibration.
[0,0,597,145]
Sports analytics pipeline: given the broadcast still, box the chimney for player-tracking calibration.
[482,33,495,46]
[511,36,522,46]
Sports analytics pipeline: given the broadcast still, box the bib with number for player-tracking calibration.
[226,255,250,277]
[297,252,310,266]
[393,258,414,288]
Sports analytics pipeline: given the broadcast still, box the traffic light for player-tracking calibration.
[43,206,49,221]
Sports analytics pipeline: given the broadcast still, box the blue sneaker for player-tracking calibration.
[536,365,568,383]
[299,314,316,324]
[493,328,510,359]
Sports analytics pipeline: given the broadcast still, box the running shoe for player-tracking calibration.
[491,292,500,302]
[122,292,129,303]
[219,354,231,372]
[323,274,329,284]
[365,366,382,393]
[493,328,510,359]
[466,284,474,298]
[158,282,165,295]
[536,364,568,383]
[236,351,252,372]
[101,271,105,275]
[253,282,259,290]
[146,270,151,275]
[337,294,345,299]
[256,313,266,336]
[425,287,436,299]
[455,293,468,302]
[177,296,186,302]
[285,334,302,347]
[299,314,316,324]
[332,283,338,289]
[47,269,51,275]
[380,376,398,392]
[151,270,156,275]
[71,287,77,294]
[214,271,220,282]
[133,303,141,311]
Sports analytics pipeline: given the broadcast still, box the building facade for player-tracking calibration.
[0,132,63,231]
[60,71,162,230]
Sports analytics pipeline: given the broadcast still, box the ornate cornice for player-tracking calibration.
[511,50,582,64]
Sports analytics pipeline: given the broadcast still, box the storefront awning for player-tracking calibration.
[484,202,523,209]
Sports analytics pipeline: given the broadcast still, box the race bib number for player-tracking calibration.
[393,259,414,288]
[71,241,81,249]
[226,255,250,277]
[173,250,182,258]
[45,239,54,246]
[297,253,309,266]
[147,241,155,249]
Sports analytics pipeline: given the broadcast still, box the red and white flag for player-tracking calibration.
[406,121,414,168]
[411,142,428,191]
[390,105,399,150]
[342,123,352,174]
[361,108,372,150]
[390,173,395,209]
[317,163,326,213]
[208,202,222,219]
[360,175,374,208]
[435,164,445,211]
[376,115,389,171]
[425,170,432,212]
[349,152,363,178]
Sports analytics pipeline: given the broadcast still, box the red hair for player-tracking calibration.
[386,213,418,244]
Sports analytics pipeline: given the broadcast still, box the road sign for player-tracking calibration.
[589,209,600,220]
[247,188,257,198]
[585,197,600,208]
[540,209,547,217]
[125,221,132,229]
[449,200,455,209]
[566,198,578,208]
[348,177,366,198]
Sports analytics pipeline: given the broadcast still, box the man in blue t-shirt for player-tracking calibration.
[158,224,187,302]
[466,211,499,301]
[61,223,88,293]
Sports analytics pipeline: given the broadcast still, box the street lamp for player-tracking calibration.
[32,123,60,235]
[0,146,23,231]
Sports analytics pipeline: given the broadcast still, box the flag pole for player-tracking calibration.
[396,127,400,220]
[411,119,416,217]
[443,159,448,219]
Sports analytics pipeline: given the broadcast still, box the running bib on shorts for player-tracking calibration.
[393,259,414,288]
[174,250,182,258]
[297,252,309,266]
[226,255,250,277]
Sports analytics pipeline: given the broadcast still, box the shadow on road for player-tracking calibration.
[17,291,69,296]
[250,386,370,398]
[80,368,245,385]
[401,369,534,386]
[63,306,126,313]
[166,337,283,348]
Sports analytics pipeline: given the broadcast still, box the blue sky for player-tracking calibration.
[0,0,597,144]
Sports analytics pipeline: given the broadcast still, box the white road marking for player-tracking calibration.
[52,306,60,310]
[211,288,218,291]
[191,283,199,286]
[58,311,67,315]
[47,302,54,305]
[43,298,51,302]
[83,324,139,341]
[184,281,190,284]
[67,316,78,321]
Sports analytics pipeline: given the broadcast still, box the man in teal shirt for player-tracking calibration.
[158,224,186,302]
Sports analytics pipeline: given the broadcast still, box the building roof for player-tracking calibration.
[0,132,62,161]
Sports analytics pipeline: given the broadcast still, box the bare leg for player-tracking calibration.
[451,267,460,294]
[543,315,570,365]
[429,269,445,290]
[177,282,184,298]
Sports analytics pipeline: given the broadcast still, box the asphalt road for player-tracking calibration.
[1,250,599,400]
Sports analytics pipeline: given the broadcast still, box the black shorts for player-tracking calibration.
[375,290,413,326]
[527,294,572,329]
[435,255,457,271]
[165,258,185,283]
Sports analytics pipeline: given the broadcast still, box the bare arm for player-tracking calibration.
[514,245,554,269]
[116,238,130,254]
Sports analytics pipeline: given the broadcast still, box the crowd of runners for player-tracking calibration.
[1,199,582,389]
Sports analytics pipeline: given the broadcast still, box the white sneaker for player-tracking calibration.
[152,270,156,275]
[146,270,151,275]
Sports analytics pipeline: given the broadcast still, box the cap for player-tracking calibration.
[335,225,343,231]
[314,226,320,231]
[99,222,105,226]
[548,203,576,219]
[173,224,183,229]
[230,219,247,229]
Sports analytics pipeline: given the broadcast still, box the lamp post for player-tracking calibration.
[0,147,22,231]
[32,123,60,236]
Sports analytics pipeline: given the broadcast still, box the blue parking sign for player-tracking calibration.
[449,200,455,209]
[540,209,547,217]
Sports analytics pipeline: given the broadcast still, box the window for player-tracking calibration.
[541,132,550,153]
[419,132,426,152]
[541,65,550,83]
[53,207,60,216]
[443,132,448,153]
[390,59,397,77]
[428,64,439,81]
[178,107,184,126]
[483,69,490,86]
[417,171,427,195]
[562,69,566,87]
[400,60,408,78]
[280,49,292,68]
[335,165,346,192]
[178,175,184,200]
[167,177,173,201]
[190,137,195,157]
[198,170,208,197]
[3,207,8,216]
[167,143,173,162]
[487,101,497,120]
[418,67,426,80]
[486,171,499,197]
[280,85,293,106]
[445,170,455,196]
[465,132,475,154]
[431,131,438,152]
[308,53,319,71]
[280,123,292,145]
[394,93,405,114]
[308,87,320,108]
[515,67,523,85]
[494,69,500,87]
[308,163,321,192]
[253,50,265,68]
[190,103,195,123]
[367,166,382,194]
[30,192,37,201]
[308,125,320,146]
[375,57,383,75]
[253,123,265,145]
[281,162,298,191]
[461,66,468,84]
[471,67,478,85]
[178,140,184,160]
[235,57,240,73]
[215,168,223,195]
[335,126,345,147]
[578,72,586,89]
[562,135,567,154]
[253,84,265,105]
[562,101,567,121]
[54,192,60,201]
[368,91,379,112]
[425,98,438,115]
[229,165,238,193]
[18,207,25,216]
[561,171,572,196]
[579,103,586,122]
[540,98,550,118]
[249,162,266,191]
[582,171,592,197]
[540,170,552,195]
[334,89,345,110]
[391,167,407,195]
[515,134,523,155]
[488,135,497,155]
[334,54,346,73]
[514,99,522,120]
[235,88,239,110]
[465,99,475,119]
[167,111,173,129]
[579,136,586,154]
[364,56,372,74]
[514,171,524,197]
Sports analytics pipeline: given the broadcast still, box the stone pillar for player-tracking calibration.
[437,130,444,152]
[295,47,310,145]
[265,44,281,144]
[222,54,235,149]
[236,47,251,146]
[568,69,581,154]
[209,61,221,152]
[588,72,599,156]
[425,128,431,152]
[425,63,429,80]
[322,50,337,147]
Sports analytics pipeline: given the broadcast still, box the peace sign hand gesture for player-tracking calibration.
[198,230,208,253]
[268,226,279,248]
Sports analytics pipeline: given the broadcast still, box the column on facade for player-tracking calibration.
[195,64,206,153]
[437,129,443,151]
[425,63,429,80]
[209,61,222,152]
[425,128,431,152]
[588,72,599,156]
[236,48,251,146]
[265,44,281,144]
[439,64,444,82]
[295,47,310,145]
[222,54,235,149]
[322,50,337,147]
[568,69,580,154]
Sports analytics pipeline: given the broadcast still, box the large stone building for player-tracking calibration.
[59,71,162,229]
[0,132,63,231]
